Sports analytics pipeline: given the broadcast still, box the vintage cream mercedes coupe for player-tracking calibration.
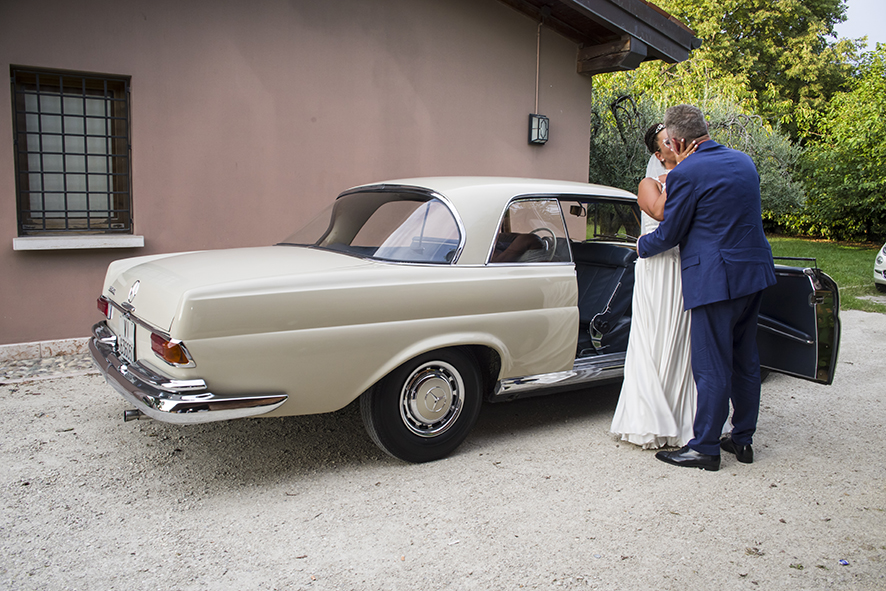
[90,177,840,462]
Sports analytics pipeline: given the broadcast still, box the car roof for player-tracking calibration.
[349,176,636,201]
[344,177,638,265]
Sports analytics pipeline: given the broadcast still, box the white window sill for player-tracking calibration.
[13,235,145,251]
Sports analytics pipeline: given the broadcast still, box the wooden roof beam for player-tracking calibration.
[577,35,648,76]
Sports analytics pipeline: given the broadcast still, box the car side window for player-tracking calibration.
[561,199,641,243]
[490,198,569,263]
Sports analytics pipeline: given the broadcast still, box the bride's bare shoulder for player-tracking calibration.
[638,176,659,188]
[638,176,663,192]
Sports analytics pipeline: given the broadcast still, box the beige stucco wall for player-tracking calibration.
[0,0,594,346]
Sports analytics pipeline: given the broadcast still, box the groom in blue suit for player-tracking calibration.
[637,105,777,471]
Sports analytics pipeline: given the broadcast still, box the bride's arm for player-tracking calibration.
[637,177,667,221]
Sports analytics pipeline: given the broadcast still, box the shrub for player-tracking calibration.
[786,45,886,242]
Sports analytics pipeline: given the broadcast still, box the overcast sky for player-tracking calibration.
[833,0,886,47]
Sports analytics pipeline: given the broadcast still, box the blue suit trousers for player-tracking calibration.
[688,291,764,456]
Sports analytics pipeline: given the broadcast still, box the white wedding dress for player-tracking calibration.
[609,164,696,448]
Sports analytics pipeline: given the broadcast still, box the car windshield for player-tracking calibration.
[279,190,462,263]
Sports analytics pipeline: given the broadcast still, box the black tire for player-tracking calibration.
[360,348,482,463]
[876,283,886,293]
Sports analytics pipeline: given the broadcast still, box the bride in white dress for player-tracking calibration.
[610,123,697,448]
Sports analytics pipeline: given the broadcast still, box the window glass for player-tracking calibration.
[280,191,462,264]
[560,199,641,243]
[490,199,569,263]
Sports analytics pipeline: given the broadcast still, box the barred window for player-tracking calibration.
[11,67,132,235]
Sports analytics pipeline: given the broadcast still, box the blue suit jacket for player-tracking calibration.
[636,140,776,310]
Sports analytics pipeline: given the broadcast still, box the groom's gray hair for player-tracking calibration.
[664,104,709,141]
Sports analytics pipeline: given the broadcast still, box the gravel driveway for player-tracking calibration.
[1,310,883,590]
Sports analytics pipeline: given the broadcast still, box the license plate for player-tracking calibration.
[119,316,136,364]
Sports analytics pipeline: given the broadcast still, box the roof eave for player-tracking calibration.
[499,0,701,75]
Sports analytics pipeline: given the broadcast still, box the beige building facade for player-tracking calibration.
[0,0,696,349]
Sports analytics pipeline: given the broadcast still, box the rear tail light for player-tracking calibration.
[150,333,193,366]
[97,296,111,318]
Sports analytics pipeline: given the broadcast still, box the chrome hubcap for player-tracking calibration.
[400,360,464,437]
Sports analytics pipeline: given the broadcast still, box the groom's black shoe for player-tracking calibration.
[720,436,754,464]
[655,445,720,471]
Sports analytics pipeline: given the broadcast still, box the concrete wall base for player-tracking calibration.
[0,337,90,363]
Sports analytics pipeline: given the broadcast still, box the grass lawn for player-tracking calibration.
[767,235,885,313]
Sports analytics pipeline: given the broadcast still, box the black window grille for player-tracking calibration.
[11,67,132,235]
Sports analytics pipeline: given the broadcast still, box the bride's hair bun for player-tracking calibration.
[645,123,665,154]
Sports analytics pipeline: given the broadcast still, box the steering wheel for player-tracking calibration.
[529,227,557,262]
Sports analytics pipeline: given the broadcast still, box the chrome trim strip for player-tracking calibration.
[757,315,814,345]
[757,324,813,345]
[492,352,626,400]
[102,296,171,341]
[90,322,287,424]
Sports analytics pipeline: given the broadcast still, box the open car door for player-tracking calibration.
[757,258,841,385]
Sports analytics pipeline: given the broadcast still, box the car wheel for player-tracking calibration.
[876,283,886,293]
[360,348,482,463]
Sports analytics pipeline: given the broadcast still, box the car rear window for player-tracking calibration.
[279,190,462,264]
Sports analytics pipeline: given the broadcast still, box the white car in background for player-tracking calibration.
[875,242,886,292]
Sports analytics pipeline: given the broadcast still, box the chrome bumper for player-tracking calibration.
[90,321,287,424]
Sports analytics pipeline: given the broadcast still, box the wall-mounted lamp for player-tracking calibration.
[529,113,549,144]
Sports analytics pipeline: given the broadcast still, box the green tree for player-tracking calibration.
[788,45,886,241]
[588,91,657,192]
[598,0,859,140]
